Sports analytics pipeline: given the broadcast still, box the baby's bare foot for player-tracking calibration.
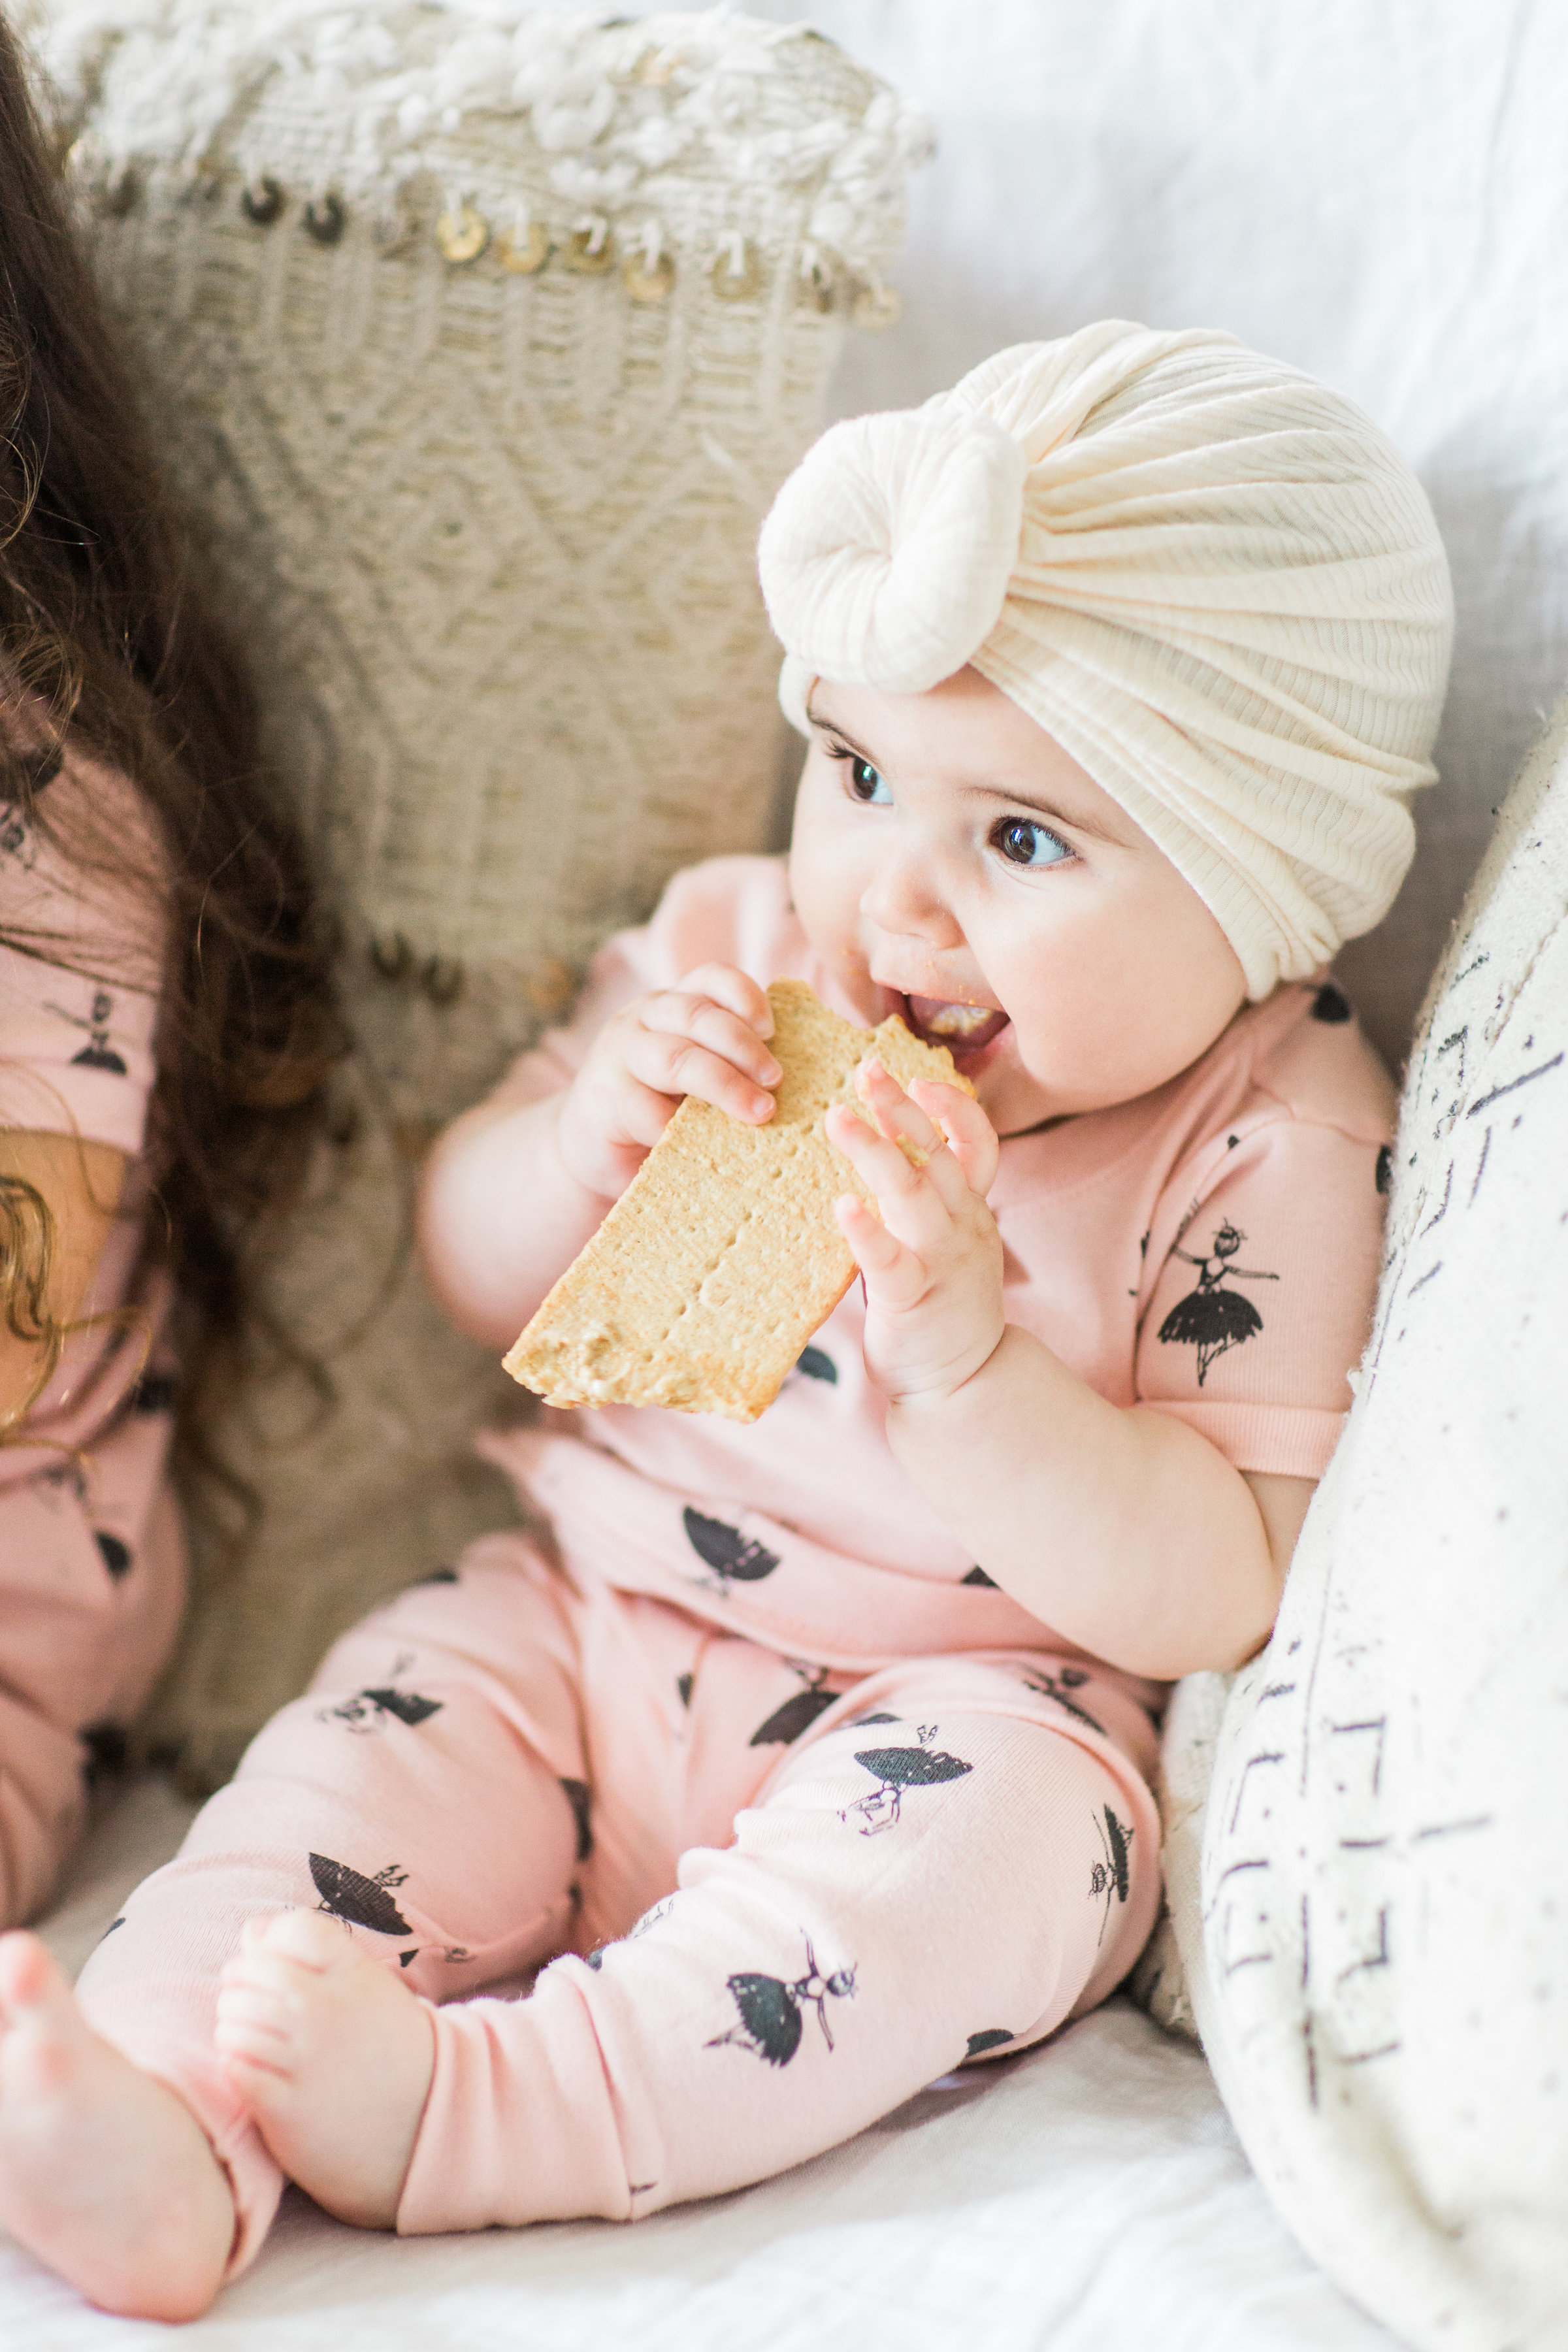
[0,1931,233,2319]
[216,1911,434,2228]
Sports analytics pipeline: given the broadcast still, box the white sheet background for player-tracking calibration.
[552,0,1568,1070]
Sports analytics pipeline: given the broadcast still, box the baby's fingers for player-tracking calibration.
[629,991,781,1122]
[625,1032,776,1123]
[907,1079,1000,1198]
[672,962,776,1041]
[825,1102,951,1248]
[853,1060,970,1213]
[640,988,782,1086]
[834,1192,928,1311]
[855,1057,940,1150]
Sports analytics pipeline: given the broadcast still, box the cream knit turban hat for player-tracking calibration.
[759,321,1454,998]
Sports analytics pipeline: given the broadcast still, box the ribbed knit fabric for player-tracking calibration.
[760,322,1455,998]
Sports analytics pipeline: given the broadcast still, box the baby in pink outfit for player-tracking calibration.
[0,324,1453,2321]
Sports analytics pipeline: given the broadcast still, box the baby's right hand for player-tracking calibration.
[553,963,781,1200]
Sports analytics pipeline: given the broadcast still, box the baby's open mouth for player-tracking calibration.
[900,993,1011,1055]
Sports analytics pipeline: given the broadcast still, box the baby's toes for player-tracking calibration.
[243,1908,351,1973]
[0,1932,71,2025]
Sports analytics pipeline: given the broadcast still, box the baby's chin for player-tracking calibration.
[970,1039,1061,1135]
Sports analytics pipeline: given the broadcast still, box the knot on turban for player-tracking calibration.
[759,320,1455,998]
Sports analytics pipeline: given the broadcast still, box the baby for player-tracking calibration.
[0,323,1452,2320]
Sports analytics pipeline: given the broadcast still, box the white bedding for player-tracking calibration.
[4,1780,1399,2351]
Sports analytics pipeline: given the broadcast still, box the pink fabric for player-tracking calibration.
[78,1541,1160,2264]
[0,750,161,1152]
[0,751,179,1927]
[76,850,1389,2262]
[497,855,1394,1673]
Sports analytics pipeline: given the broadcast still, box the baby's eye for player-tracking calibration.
[846,756,890,806]
[993,816,1071,870]
[825,739,892,805]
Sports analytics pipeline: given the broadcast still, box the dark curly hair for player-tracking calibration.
[0,11,343,1519]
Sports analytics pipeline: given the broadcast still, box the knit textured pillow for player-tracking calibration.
[1162,691,1568,2348]
[29,3,926,1784]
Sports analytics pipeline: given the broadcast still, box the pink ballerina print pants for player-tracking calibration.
[75,1535,1160,2276]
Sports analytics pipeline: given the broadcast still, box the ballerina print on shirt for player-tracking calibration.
[44,985,129,1075]
[1156,1218,1279,1386]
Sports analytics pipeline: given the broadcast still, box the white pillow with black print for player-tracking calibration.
[1168,689,1568,2350]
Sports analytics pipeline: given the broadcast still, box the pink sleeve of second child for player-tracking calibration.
[0,744,172,1926]
[0,749,164,1154]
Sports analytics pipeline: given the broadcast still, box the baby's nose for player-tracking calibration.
[859,848,964,946]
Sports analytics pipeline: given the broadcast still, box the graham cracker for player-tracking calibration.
[503,977,973,1422]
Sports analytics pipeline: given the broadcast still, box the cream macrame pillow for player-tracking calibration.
[27,2,925,1784]
[1163,693,1568,2349]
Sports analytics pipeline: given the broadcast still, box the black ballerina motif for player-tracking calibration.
[964,2029,1016,2059]
[1088,1806,1134,1944]
[1021,1663,1105,1736]
[749,1665,838,1747]
[840,1722,973,1837]
[46,987,128,1075]
[792,1346,838,1384]
[309,1852,414,1937]
[1156,1219,1279,1386]
[318,1654,444,1736]
[319,1686,444,1735]
[0,757,53,858]
[682,1507,781,1595]
[705,1936,857,2066]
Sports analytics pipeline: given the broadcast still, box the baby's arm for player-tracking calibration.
[828,1066,1307,1680]
[0,1128,126,1925]
[418,964,782,1350]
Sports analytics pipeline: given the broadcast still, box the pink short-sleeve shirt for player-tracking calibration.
[491,855,1393,1694]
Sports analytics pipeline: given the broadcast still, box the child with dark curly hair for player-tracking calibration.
[0,16,340,1934]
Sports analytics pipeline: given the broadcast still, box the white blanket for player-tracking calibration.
[3,1779,1399,2349]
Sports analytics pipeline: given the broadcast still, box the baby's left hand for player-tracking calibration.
[825,1062,1004,1409]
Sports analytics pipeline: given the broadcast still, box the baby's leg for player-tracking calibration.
[383,1654,1159,2232]
[1,1546,585,2312]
